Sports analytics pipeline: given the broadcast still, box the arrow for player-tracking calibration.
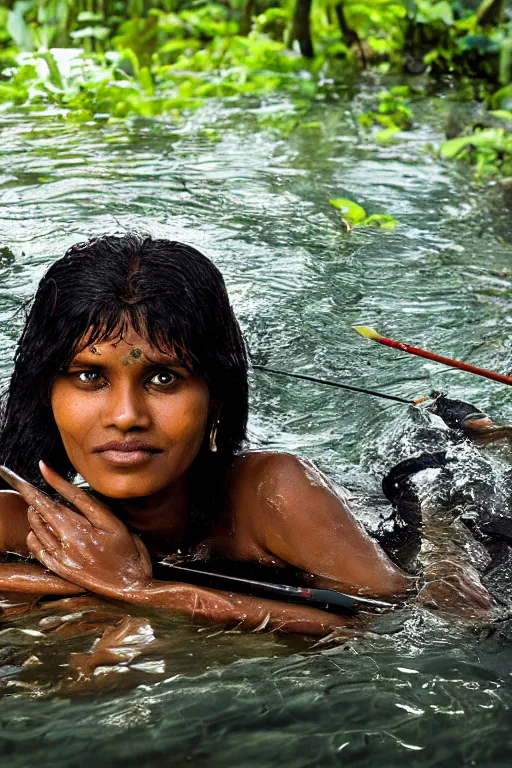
[353,326,512,386]
[253,364,412,404]
[158,562,393,614]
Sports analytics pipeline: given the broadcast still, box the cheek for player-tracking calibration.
[158,390,210,449]
[50,382,95,451]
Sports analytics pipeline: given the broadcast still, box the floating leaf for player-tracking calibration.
[329,198,367,225]
[363,214,397,229]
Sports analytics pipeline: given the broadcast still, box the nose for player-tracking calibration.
[100,380,151,432]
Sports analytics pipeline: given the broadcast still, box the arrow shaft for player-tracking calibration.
[376,337,512,386]
[253,365,411,404]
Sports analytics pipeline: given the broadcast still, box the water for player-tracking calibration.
[0,79,512,766]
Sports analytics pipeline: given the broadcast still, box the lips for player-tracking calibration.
[92,441,162,467]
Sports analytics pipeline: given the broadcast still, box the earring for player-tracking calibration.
[209,419,219,453]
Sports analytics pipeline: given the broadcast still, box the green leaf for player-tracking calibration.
[70,26,111,41]
[375,126,400,144]
[7,1,34,51]
[440,135,475,159]
[489,109,512,120]
[36,51,64,90]
[433,1,454,24]
[137,66,154,95]
[77,12,105,23]
[458,34,499,54]
[440,129,506,159]
[329,198,367,225]
[362,214,397,229]
[491,84,512,110]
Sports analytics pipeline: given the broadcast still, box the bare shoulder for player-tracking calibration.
[0,490,30,555]
[226,451,352,545]
[229,451,349,503]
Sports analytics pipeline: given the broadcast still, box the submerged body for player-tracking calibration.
[374,394,512,612]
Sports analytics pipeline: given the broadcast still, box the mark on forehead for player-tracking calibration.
[122,347,143,366]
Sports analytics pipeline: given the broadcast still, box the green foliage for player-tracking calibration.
[330,197,367,224]
[330,198,397,228]
[0,0,511,179]
[358,85,414,143]
[0,31,311,122]
[440,126,512,176]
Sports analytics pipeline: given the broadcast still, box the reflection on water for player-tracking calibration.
[0,85,511,766]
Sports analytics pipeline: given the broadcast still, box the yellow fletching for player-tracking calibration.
[352,325,383,340]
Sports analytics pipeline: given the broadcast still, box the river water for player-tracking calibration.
[0,78,511,766]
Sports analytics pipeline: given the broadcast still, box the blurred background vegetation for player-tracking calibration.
[0,0,512,175]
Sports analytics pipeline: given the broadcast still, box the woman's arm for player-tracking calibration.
[0,563,85,596]
[244,454,493,616]
[119,581,359,635]
[2,463,360,635]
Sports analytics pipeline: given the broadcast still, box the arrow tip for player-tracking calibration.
[352,325,382,340]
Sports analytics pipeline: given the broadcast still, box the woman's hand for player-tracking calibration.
[0,462,153,600]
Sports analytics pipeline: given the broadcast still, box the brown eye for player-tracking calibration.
[150,372,177,387]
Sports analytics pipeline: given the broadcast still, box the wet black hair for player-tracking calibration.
[0,232,248,547]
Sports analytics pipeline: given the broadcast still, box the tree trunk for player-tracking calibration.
[335,2,364,64]
[335,3,358,47]
[288,0,314,58]
[239,0,255,36]
[477,0,505,26]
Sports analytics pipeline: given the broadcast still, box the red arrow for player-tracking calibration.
[352,325,512,386]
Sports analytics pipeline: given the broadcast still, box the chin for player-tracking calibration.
[82,472,167,500]
[103,482,163,500]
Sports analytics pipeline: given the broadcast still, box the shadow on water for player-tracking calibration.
[0,83,512,766]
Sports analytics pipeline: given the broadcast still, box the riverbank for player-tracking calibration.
[1,1,512,182]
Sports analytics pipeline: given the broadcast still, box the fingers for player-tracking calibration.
[27,532,89,594]
[0,463,122,534]
[0,465,83,538]
[0,465,54,511]
[39,461,122,532]
[27,531,69,579]
[132,535,153,575]
[27,506,62,556]
[37,501,92,541]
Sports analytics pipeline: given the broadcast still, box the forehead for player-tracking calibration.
[73,326,182,363]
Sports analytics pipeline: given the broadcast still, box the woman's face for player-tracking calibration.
[51,326,211,500]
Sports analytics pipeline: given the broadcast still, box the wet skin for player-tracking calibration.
[0,328,495,636]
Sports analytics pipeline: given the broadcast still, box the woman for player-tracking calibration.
[0,233,493,635]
